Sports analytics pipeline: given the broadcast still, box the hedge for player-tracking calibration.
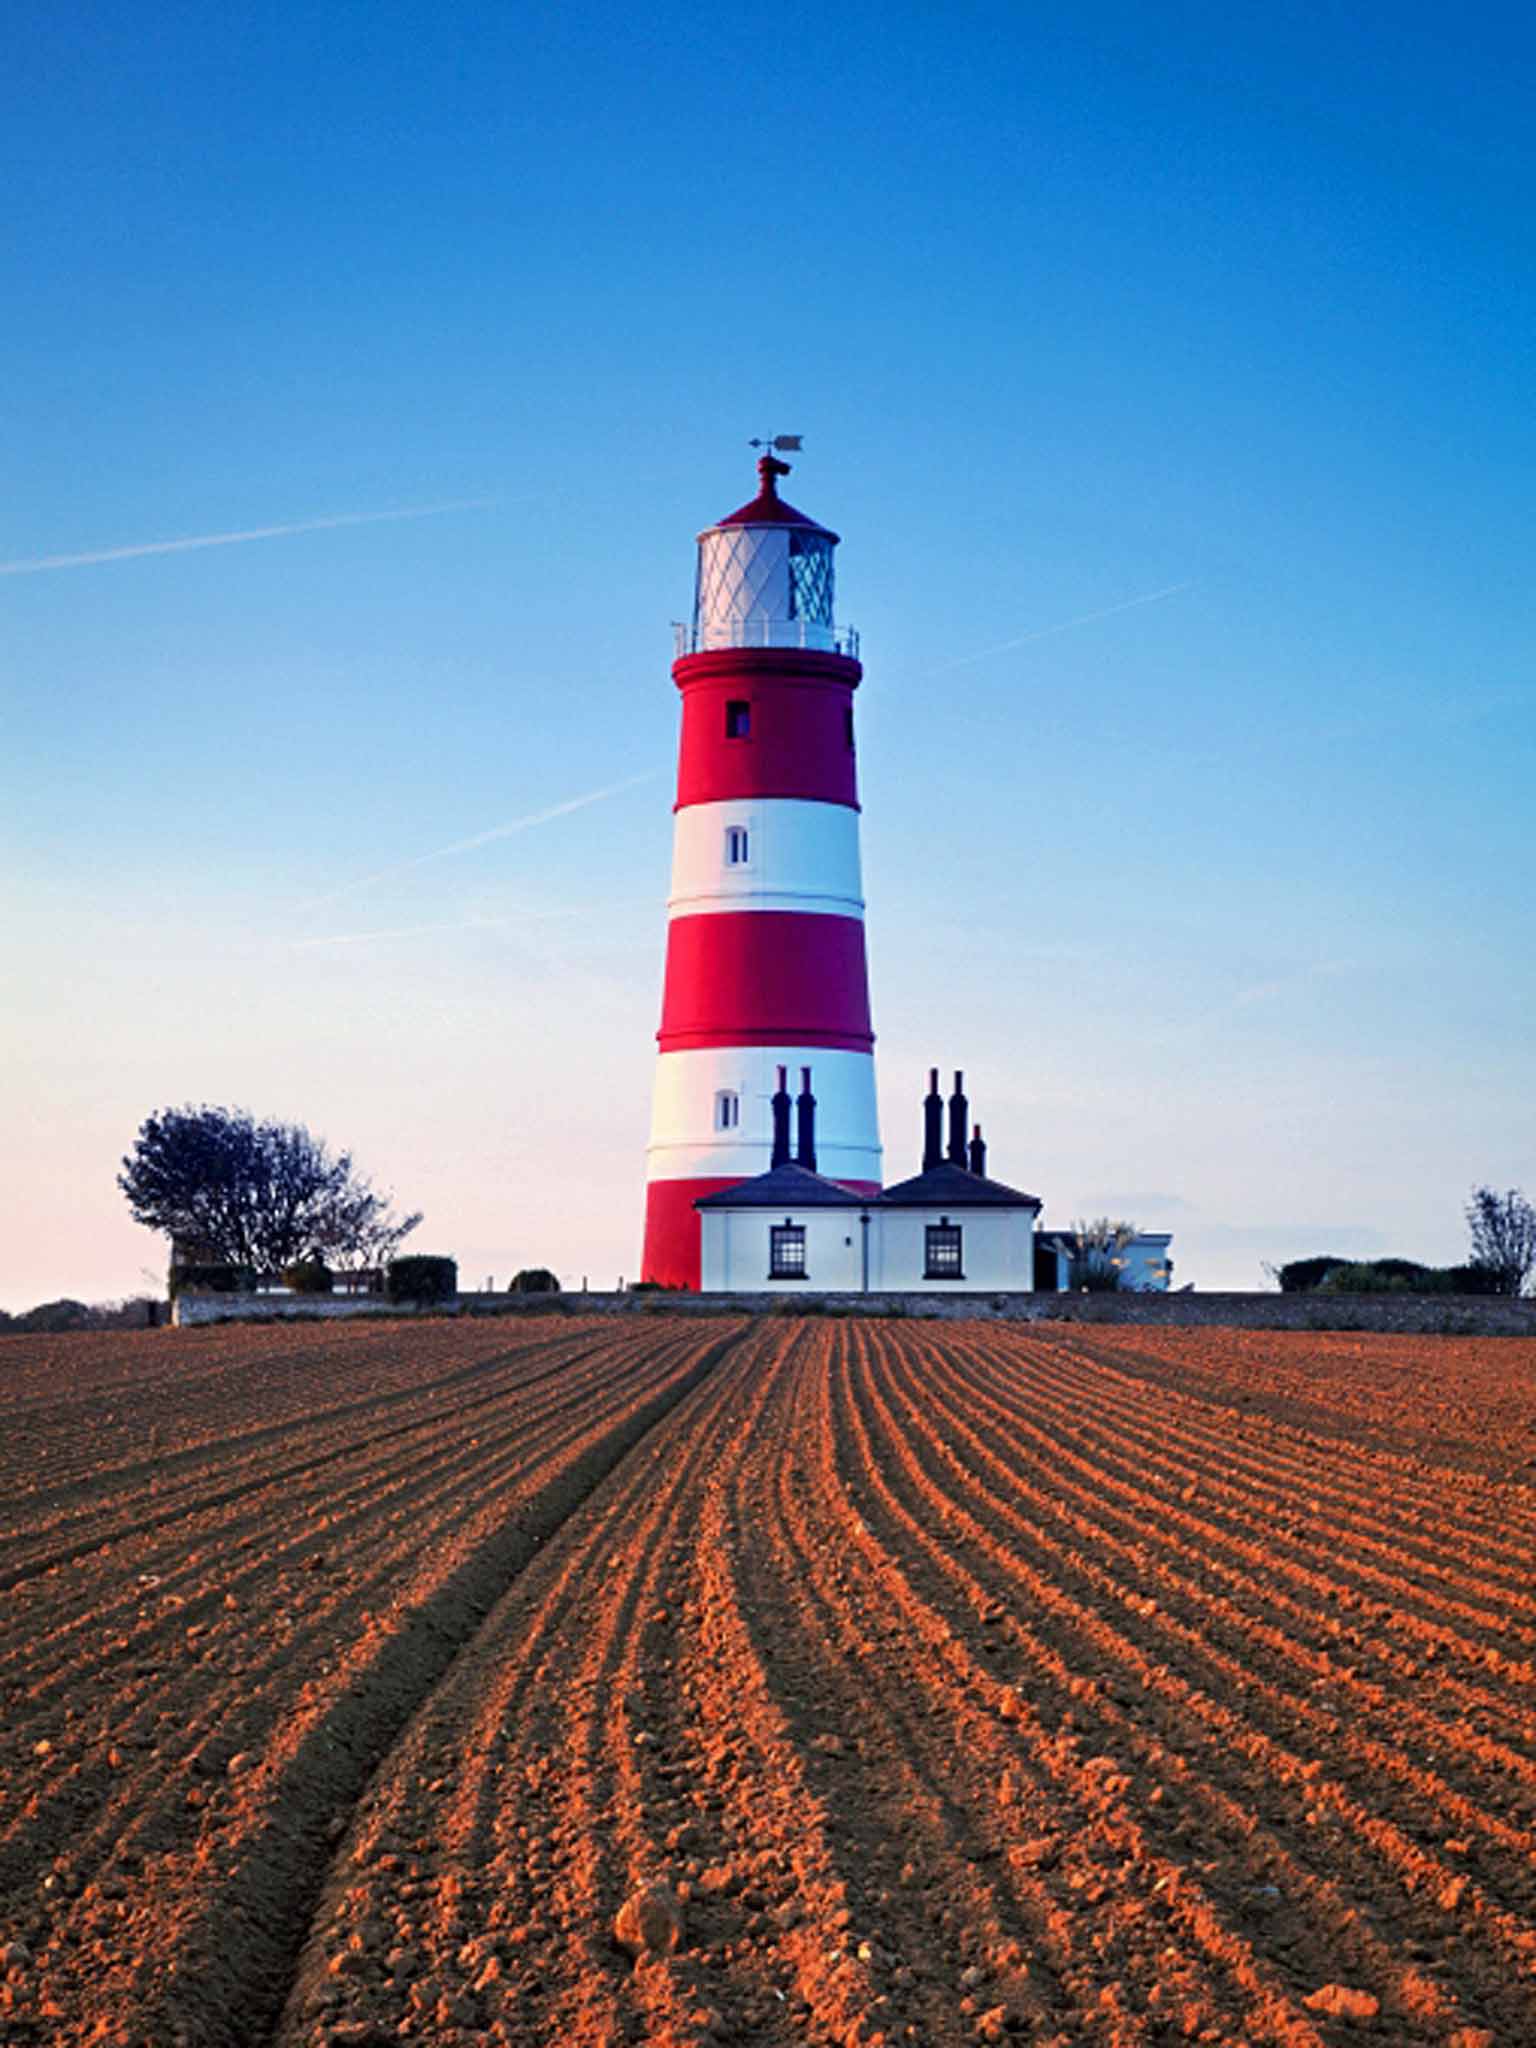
[385,1254,458,1303]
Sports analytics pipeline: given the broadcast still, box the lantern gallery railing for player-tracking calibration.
[673,619,860,659]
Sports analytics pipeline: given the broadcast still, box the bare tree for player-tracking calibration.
[1465,1185,1536,1297]
[120,1106,419,1278]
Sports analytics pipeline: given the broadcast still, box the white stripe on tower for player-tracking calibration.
[646,1045,882,1185]
[668,798,864,920]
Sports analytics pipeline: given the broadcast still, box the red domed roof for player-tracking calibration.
[711,455,839,540]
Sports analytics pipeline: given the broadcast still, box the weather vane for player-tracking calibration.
[749,435,803,454]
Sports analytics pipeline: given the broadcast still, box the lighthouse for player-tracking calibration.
[641,451,882,1287]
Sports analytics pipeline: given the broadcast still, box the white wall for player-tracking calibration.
[870,1205,1039,1293]
[700,1206,864,1291]
[701,1201,1039,1292]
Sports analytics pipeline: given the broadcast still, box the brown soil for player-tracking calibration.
[3,1318,1534,2046]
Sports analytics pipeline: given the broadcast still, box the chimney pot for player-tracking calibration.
[922,1065,944,1171]
[947,1071,969,1169]
[795,1066,817,1172]
[770,1065,792,1169]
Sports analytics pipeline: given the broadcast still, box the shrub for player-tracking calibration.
[169,1262,254,1296]
[281,1259,334,1295]
[1317,1262,1413,1295]
[13,1298,94,1333]
[1069,1217,1135,1292]
[1435,1261,1507,1296]
[385,1254,458,1303]
[1371,1258,1434,1286]
[1273,1256,1348,1293]
[1075,1263,1123,1293]
[508,1268,560,1294]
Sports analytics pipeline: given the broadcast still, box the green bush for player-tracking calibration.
[281,1259,334,1295]
[169,1262,254,1296]
[508,1267,560,1294]
[1435,1261,1507,1296]
[1371,1258,1434,1286]
[1074,1262,1123,1293]
[385,1254,458,1303]
[1274,1256,1347,1292]
[1317,1262,1414,1294]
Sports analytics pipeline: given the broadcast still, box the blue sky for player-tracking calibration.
[4,1,1532,1305]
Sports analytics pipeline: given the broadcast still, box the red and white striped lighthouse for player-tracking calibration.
[641,452,882,1287]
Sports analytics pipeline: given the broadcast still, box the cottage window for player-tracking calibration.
[725,699,751,739]
[769,1222,807,1279]
[924,1222,964,1279]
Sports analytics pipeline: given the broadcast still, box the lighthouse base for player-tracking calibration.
[642,1174,882,1291]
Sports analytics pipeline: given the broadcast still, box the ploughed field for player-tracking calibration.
[3,1319,1535,2047]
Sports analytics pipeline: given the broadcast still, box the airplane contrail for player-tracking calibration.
[0,498,494,577]
[293,908,582,949]
[297,771,660,912]
[928,581,1194,674]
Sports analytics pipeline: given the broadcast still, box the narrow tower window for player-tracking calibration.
[924,1222,964,1279]
[770,1222,807,1278]
[724,699,751,739]
[725,825,750,866]
[845,706,855,749]
[715,1089,740,1131]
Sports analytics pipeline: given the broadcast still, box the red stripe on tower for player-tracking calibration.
[641,452,882,1287]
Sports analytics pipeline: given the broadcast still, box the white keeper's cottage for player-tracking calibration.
[696,1067,1173,1295]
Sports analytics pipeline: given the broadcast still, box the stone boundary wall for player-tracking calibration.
[172,1290,1536,1336]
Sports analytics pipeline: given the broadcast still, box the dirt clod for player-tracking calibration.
[1303,1983,1381,2021]
[613,1881,685,1959]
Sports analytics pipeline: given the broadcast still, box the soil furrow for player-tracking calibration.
[6,1313,1534,2048]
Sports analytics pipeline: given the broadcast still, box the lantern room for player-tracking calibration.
[680,454,855,656]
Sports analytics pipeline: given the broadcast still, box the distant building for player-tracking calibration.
[1033,1229,1175,1294]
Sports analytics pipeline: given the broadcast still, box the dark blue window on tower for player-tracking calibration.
[787,533,833,624]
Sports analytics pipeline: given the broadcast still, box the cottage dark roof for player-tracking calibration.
[877,1162,1041,1209]
[693,1162,865,1210]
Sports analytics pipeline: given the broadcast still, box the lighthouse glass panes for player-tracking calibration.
[788,532,833,625]
[695,525,838,651]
